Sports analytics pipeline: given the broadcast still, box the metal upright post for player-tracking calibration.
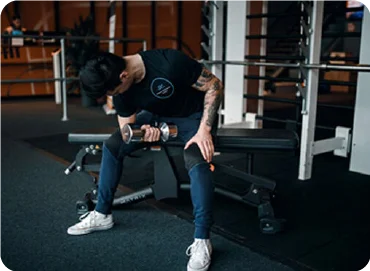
[142,40,147,51]
[210,1,224,82]
[104,0,117,115]
[60,38,68,121]
[52,49,62,105]
[108,0,116,54]
[350,7,370,176]
[224,1,247,124]
[257,1,268,128]
[298,2,324,180]
[201,1,224,127]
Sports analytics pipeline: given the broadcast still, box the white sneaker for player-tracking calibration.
[186,239,212,271]
[67,210,114,235]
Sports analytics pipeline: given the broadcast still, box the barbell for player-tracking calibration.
[199,59,370,72]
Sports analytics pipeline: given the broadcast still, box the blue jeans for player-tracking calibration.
[95,110,216,239]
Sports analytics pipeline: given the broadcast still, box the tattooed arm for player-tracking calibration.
[192,67,224,132]
[184,67,224,162]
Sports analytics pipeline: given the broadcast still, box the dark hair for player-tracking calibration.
[12,15,21,20]
[79,52,126,99]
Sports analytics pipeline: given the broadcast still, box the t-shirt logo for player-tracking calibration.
[150,78,174,99]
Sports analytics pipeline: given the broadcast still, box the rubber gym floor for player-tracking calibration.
[2,96,369,271]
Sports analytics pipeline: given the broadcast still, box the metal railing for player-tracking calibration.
[1,34,147,121]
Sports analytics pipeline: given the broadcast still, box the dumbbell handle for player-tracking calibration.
[122,122,178,144]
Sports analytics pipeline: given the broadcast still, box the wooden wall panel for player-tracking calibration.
[1,1,204,97]
[155,1,177,49]
[1,47,55,97]
[113,2,123,55]
[94,1,110,37]
[59,1,90,30]
[126,1,151,54]
[2,1,55,32]
[182,1,202,59]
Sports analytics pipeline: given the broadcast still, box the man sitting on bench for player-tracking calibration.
[67,48,224,271]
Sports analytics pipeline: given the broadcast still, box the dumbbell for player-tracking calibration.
[121,122,178,144]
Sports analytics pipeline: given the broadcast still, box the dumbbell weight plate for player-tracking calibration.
[122,124,144,144]
[159,122,178,142]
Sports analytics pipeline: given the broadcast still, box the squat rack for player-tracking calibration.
[204,1,370,181]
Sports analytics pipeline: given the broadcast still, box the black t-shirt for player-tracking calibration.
[113,49,204,118]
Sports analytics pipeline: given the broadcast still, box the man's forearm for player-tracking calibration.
[199,80,224,132]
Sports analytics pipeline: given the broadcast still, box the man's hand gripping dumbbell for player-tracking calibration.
[122,122,178,144]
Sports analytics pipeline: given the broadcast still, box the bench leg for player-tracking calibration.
[74,146,180,215]
[256,190,286,234]
[152,146,179,200]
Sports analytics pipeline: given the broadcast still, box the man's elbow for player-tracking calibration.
[217,80,224,96]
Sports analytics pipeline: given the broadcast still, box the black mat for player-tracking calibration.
[2,136,295,271]
[24,132,370,271]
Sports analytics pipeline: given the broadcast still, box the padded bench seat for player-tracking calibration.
[68,128,117,145]
[68,128,299,151]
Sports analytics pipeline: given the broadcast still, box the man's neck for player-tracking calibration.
[124,54,145,84]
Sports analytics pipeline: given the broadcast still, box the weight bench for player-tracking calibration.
[66,127,299,234]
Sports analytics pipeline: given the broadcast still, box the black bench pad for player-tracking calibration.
[68,128,299,151]
[68,128,117,145]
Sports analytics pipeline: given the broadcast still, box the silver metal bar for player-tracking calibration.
[301,18,311,37]
[201,59,301,68]
[202,6,213,23]
[201,25,212,39]
[142,40,147,51]
[1,77,78,84]
[0,34,146,43]
[99,40,130,44]
[201,42,211,56]
[112,187,153,205]
[108,0,116,54]
[200,60,370,72]
[52,49,62,104]
[60,38,68,122]
[312,137,344,155]
[311,64,370,72]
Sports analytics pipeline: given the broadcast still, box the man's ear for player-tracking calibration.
[119,71,128,80]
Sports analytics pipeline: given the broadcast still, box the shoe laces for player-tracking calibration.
[186,240,211,263]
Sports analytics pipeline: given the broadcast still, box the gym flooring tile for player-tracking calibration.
[1,136,294,271]
[3,97,370,271]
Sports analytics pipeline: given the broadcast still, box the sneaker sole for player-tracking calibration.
[67,223,114,236]
[187,262,211,271]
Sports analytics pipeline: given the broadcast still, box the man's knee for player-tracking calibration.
[184,144,207,171]
[104,129,123,158]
